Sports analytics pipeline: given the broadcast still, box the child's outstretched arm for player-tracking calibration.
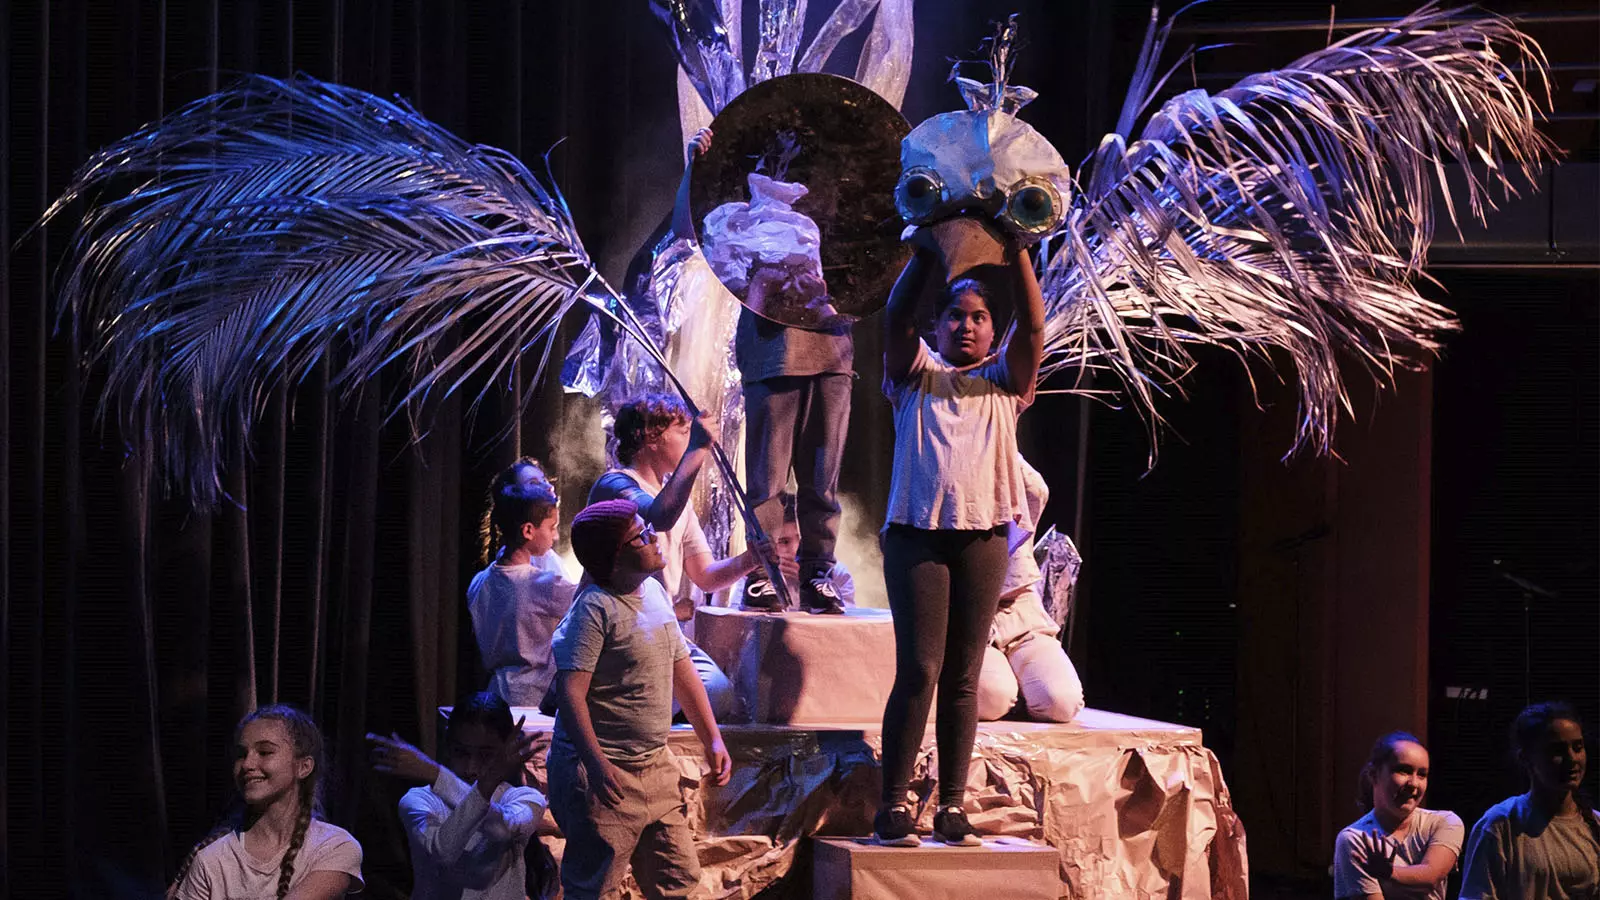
[1002,241,1045,404]
[671,128,712,241]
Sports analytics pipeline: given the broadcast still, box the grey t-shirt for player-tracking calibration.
[1460,794,1600,900]
[1332,807,1465,900]
[550,579,689,765]
[734,308,853,383]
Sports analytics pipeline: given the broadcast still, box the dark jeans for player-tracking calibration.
[744,374,851,570]
[879,524,1009,807]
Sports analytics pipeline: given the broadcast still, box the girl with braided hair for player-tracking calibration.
[170,705,362,899]
[1461,702,1600,900]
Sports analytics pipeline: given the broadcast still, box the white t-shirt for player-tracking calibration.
[1460,794,1600,900]
[1332,807,1465,900]
[467,550,578,707]
[174,819,363,899]
[884,340,1029,531]
[400,767,546,900]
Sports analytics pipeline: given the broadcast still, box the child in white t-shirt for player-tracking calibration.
[873,236,1046,848]
[468,475,578,707]
[1332,731,1463,900]
[368,692,544,900]
[170,705,362,900]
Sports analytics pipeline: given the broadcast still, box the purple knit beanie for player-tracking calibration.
[570,499,640,580]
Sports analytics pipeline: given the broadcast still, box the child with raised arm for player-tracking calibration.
[872,235,1045,848]
[368,692,544,900]
[590,393,795,719]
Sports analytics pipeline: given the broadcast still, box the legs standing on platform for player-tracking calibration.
[744,374,851,612]
[880,525,1009,807]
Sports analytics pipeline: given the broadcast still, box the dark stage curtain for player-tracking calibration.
[0,2,688,896]
[0,2,1113,896]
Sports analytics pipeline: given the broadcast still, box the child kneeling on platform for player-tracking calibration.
[977,456,1084,724]
[548,499,733,900]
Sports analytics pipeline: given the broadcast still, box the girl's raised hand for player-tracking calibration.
[1360,832,1398,879]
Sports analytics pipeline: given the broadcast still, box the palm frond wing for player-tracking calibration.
[1042,3,1555,455]
[43,75,609,504]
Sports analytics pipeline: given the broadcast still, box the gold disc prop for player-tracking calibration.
[690,73,911,330]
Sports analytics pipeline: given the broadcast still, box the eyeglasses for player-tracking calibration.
[625,523,656,547]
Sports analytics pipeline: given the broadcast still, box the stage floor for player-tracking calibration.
[443,707,1246,899]
[500,706,1203,743]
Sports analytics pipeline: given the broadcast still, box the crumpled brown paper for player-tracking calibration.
[506,712,1247,899]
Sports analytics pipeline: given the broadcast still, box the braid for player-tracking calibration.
[276,779,314,900]
[167,815,239,899]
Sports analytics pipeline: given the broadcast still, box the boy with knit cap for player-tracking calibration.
[547,499,732,900]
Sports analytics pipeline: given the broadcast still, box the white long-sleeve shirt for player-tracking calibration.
[399,767,546,900]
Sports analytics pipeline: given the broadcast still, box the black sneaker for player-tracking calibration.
[932,805,981,846]
[872,804,920,847]
[740,575,785,612]
[801,569,845,615]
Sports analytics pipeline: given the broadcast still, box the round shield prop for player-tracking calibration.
[690,73,910,330]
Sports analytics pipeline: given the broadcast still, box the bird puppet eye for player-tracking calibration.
[1001,178,1065,235]
[894,167,948,223]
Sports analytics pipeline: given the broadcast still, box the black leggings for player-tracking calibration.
[879,524,1009,807]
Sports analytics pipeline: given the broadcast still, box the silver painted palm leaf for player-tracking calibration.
[43,75,617,505]
[1040,3,1555,456]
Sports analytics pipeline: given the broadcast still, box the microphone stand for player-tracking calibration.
[1492,559,1559,708]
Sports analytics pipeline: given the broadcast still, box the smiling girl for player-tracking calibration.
[1460,702,1600,900]
[170,705,362,899]
[1332,731,1463,900]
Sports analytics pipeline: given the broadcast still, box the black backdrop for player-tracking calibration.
[0,2,1117,895]
[5,1,1597,898]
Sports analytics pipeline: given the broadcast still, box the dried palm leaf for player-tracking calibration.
[42,75,615,504]
[1040,3,1555,457]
